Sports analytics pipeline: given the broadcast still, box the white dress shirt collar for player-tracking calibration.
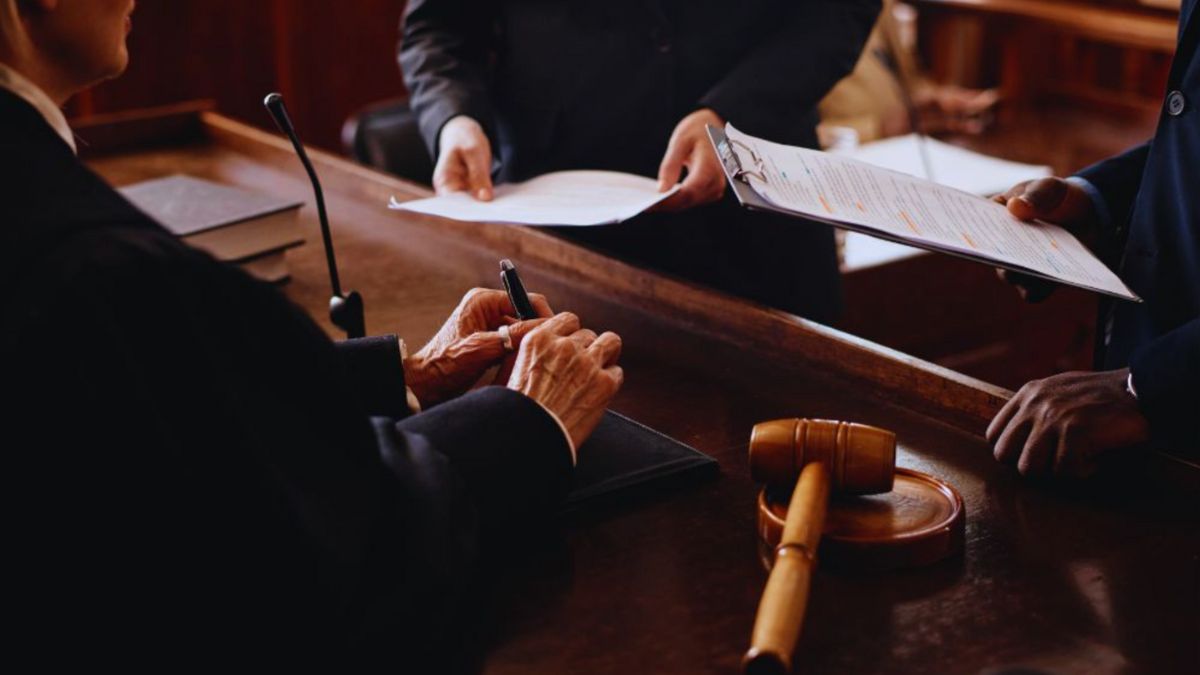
[0,62,76,154]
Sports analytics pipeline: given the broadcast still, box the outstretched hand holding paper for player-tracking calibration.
[390,170,679,227]
[711,124,1137,301]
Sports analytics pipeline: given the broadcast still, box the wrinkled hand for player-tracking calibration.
[405,288,553,406]
[986,369,1149,479]
[654,108,727,212]
[991,176,1101,302]
[507,312,624,449]
[434,116,495,201]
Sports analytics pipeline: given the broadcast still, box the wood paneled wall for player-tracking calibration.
[70,0,410,152]
[913,0,1180,117]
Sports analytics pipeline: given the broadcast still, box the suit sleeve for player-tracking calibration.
[1074,142,1152,260]
[1130,319,1200,450]
[334,335,411,418]
[399,0,500,159]
[10,227,573,663]
[699,0,881,142]
[386,387,572,533]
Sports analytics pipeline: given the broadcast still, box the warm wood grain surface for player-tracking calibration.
[83,112,1199,675]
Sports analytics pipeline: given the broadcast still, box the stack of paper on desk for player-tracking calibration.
[710,124,1137,302]
[832,133,1052,197]
[390,170,679,226]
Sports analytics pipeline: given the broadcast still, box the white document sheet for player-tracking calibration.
[389,170,679,226]
[832,133,1052,197]
[723,125,1137,301]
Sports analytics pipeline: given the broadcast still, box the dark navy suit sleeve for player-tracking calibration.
[699,0,880,140]
[1074,142,1152,258]
[1130,319,1200,449]
[399,0,500,159]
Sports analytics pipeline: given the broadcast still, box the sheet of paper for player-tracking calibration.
[832,133,1051,197]
[724,125,1137,301]
[389,170,679,226]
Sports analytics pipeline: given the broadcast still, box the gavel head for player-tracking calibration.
[749,419,896,494]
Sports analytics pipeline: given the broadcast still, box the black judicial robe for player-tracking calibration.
[400,0,882,321]
[0,89,572,666]
[1076,0,1200,450]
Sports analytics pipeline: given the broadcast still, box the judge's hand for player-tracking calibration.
[991,177,1100,302]
[405,288,553,406]
[655,108,728,212]
[434,116,495,201]
[507,312,624,450]
[986,369,1150,479]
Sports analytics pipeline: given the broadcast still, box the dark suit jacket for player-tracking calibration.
[0,89,572,667]
[400,0,881,181]
[399,0,876,321]
[1075,0,1199,449]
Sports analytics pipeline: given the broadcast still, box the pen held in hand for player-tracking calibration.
[500,259,537,320]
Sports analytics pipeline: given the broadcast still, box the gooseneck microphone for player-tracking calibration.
[263,92,366,339]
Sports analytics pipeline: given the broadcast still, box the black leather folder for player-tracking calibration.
[565,410,719,510]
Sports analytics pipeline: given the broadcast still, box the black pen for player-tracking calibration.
[500,259,536,320]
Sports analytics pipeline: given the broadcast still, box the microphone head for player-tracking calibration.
[263,92,293,133]
[330,291,366,339]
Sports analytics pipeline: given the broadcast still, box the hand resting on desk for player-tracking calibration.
[987,369,1150,479]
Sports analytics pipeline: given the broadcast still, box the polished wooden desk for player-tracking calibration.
[81,109,1199,675]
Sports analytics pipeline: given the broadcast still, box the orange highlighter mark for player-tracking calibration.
[818,194,834,214]
[899,210,919,234]
[962,233,977,249]
[855,201,865,213]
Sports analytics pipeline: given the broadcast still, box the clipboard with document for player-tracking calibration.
[708,124,1139,302]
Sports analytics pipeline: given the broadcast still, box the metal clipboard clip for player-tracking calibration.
[718,138,768,185]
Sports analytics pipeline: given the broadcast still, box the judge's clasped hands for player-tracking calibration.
[403,288,623,450]
[433,108,729,212]
[986,177,1151,479]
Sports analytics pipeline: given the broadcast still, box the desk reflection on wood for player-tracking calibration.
[81,107,1198,675]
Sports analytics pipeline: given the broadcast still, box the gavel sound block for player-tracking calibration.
[743,419,965,675]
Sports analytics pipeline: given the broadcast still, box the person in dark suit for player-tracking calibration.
[399,0,881,321]
[1,0,622,667]
[985,0,1199,476]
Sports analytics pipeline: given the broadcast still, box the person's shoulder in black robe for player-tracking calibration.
[0,89,572,668]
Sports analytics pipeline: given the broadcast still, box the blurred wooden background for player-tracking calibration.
[68,0,409,151]
[71,0,1180,156]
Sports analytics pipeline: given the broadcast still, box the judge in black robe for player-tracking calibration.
[2,84,576,667]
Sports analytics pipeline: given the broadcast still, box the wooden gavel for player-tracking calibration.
[743,419,897,675]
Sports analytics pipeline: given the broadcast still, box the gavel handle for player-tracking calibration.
[743,462,831,675]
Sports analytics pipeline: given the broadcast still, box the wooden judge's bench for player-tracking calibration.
[78,106,1198,674]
